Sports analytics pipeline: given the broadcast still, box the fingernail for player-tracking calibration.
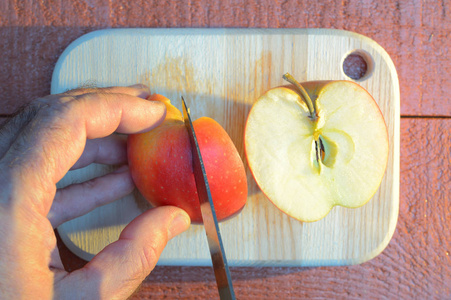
[169,211,191,239]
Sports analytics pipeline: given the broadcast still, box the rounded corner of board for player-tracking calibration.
[51,29,119,94]
[352,222,398,266]
[57,227,96,262]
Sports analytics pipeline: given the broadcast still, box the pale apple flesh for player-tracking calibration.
[244,81,389,222]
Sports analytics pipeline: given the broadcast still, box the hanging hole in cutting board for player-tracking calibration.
[342,49,374,81]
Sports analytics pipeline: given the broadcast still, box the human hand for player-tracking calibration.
[0,85,191,299]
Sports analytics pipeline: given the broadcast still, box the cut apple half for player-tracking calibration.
[244,75,389,222]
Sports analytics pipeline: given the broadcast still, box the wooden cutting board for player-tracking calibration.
[52,28,399,267]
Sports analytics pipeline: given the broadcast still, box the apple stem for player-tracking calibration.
[282,73,318,121]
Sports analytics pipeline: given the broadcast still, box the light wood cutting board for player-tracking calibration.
[52,28,399,267]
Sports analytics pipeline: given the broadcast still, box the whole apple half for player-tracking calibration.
[128,94,248,224]
[244,75,389,222]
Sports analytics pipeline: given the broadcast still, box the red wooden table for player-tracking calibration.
[1,1,449,299]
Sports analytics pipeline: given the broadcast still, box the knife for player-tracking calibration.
[181,96,236,300]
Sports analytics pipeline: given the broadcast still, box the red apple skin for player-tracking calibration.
[127,94,248,224]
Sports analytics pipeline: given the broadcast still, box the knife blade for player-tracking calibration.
[181,96,236,300]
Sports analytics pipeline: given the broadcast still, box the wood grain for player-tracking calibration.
[52,28,400,267]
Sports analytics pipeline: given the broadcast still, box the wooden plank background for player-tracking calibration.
[1,0,449,299]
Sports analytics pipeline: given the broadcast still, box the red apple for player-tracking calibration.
[127,94,248,223]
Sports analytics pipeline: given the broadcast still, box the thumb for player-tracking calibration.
[55,206,190,300]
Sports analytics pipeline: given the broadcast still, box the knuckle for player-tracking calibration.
[82,177,98,190]
[138,241,159,275]
[80,176,106,205]
[133,232,167,280]
[35,95,74,116]
[117,240,161,283]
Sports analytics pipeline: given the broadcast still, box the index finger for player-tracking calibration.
[0,85,165,215]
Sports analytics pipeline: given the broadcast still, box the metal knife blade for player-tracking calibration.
[181,96,236,300]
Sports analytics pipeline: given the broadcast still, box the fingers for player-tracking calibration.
[40,84,164,138]
[54,206,190,300]
[0,84,166,216]
[71,134,128,170]
[48,165,134,228]
[0,104,40,158]
[0,85,151,159]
